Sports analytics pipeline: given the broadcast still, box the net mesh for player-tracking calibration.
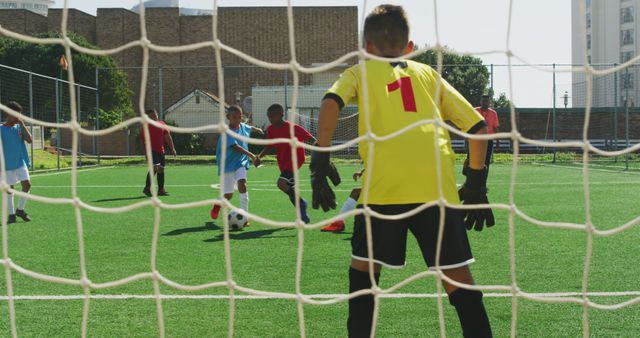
[0,1,638,338]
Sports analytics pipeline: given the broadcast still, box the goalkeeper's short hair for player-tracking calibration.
[363,4,410,54]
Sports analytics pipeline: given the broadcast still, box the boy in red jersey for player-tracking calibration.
[141,109,176,196]
[256,103,315,223]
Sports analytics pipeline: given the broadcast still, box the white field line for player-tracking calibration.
[30,166,116,177]
[0,291,638,301]
[531,162,640,175]
[31,180,639,190]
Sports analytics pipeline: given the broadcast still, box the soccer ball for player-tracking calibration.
[228,210,248,230]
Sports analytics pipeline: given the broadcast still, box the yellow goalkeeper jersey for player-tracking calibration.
[326,60,485,205]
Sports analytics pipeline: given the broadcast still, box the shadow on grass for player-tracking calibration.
[203,227,294,242]
[92,195,149,203]
[163,222,221,236]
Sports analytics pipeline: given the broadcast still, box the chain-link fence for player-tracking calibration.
[92,63,640,162]
[0,64,98,170]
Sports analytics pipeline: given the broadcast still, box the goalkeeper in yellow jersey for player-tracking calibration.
[310,4,494,337]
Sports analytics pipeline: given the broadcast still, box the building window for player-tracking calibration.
[586,0,591,7]
[621,29,634,45]
[587,34,591,49]
[621,7,634,24]
[0,2,18,8]
[586,12,591,28]
[621,73,634,90]
[621,51,634,63]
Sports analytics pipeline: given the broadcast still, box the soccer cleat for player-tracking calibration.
[321,220,345,232]
[157,190,170,196]
[143,188,152,197]
[15,209,31,222]
[7,214,16,224]
[210,205,221,219]
[244,222,251,227]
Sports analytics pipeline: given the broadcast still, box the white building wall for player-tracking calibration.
[164,95,223,130]
[251,86,329,130]
[573,0,640,107]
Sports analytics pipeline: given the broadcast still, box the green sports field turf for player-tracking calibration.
[0,163,638,337]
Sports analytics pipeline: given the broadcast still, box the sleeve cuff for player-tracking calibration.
[467,120,487,134]
[323,93,345,109]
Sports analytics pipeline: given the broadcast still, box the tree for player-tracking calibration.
[0,32,133,126]
[492,92,513,109]
[412,47,490,106]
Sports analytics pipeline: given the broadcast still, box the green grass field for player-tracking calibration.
[0,162,638,337]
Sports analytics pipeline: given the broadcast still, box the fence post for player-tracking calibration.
[55,78,60,171]
[77,85,82,166]
[28,73,34,172]
[95,67,100,165]
[284,70,288,111]
[158,65,164,119]
[490,64,494,96]
[552,63,557,163]
[613,64,618,156]
[625,67,630,170]
[126,127,130,156]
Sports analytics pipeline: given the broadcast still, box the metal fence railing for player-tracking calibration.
[0,62,626,164]
[0,63,98,170]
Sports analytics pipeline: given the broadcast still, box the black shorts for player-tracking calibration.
[351,204,474,269]
[278,170,296,188]
[151,151,165,167]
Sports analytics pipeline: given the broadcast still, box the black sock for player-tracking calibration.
[285,188,297,206]
[157,172,165,190]
[145,173,151,189]
[347,268,380,338]
[449,288,492,338]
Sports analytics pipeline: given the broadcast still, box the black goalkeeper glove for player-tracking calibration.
[458,167,495,231]
[310,151,341,212]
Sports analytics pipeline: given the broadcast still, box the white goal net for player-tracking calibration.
[0,1,638,337]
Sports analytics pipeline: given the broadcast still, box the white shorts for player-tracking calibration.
[221,167,247,194]
[2,166,30,185]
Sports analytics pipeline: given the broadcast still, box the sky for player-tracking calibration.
[52,0,574,107]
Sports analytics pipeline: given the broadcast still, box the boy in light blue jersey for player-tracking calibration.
[211,105,263,223]
[1,101,33,224]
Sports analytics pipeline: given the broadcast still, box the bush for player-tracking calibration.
[84,109,123,129]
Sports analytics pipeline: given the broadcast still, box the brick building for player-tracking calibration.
[0,6,358,114]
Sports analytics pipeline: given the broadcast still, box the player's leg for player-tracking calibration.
[348,204,410,338]
[235,167,251,226]
[143,153,160,196]
[443,267,492,338]
[411,207,492,338]
[15,166,31,221]
[236,167,249,213]
[322,188,360,232]
[5,170,19,224]
[156,152,168,195]
[212,171,236,219]
[277,171,310,223]
[6,184,15,224]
